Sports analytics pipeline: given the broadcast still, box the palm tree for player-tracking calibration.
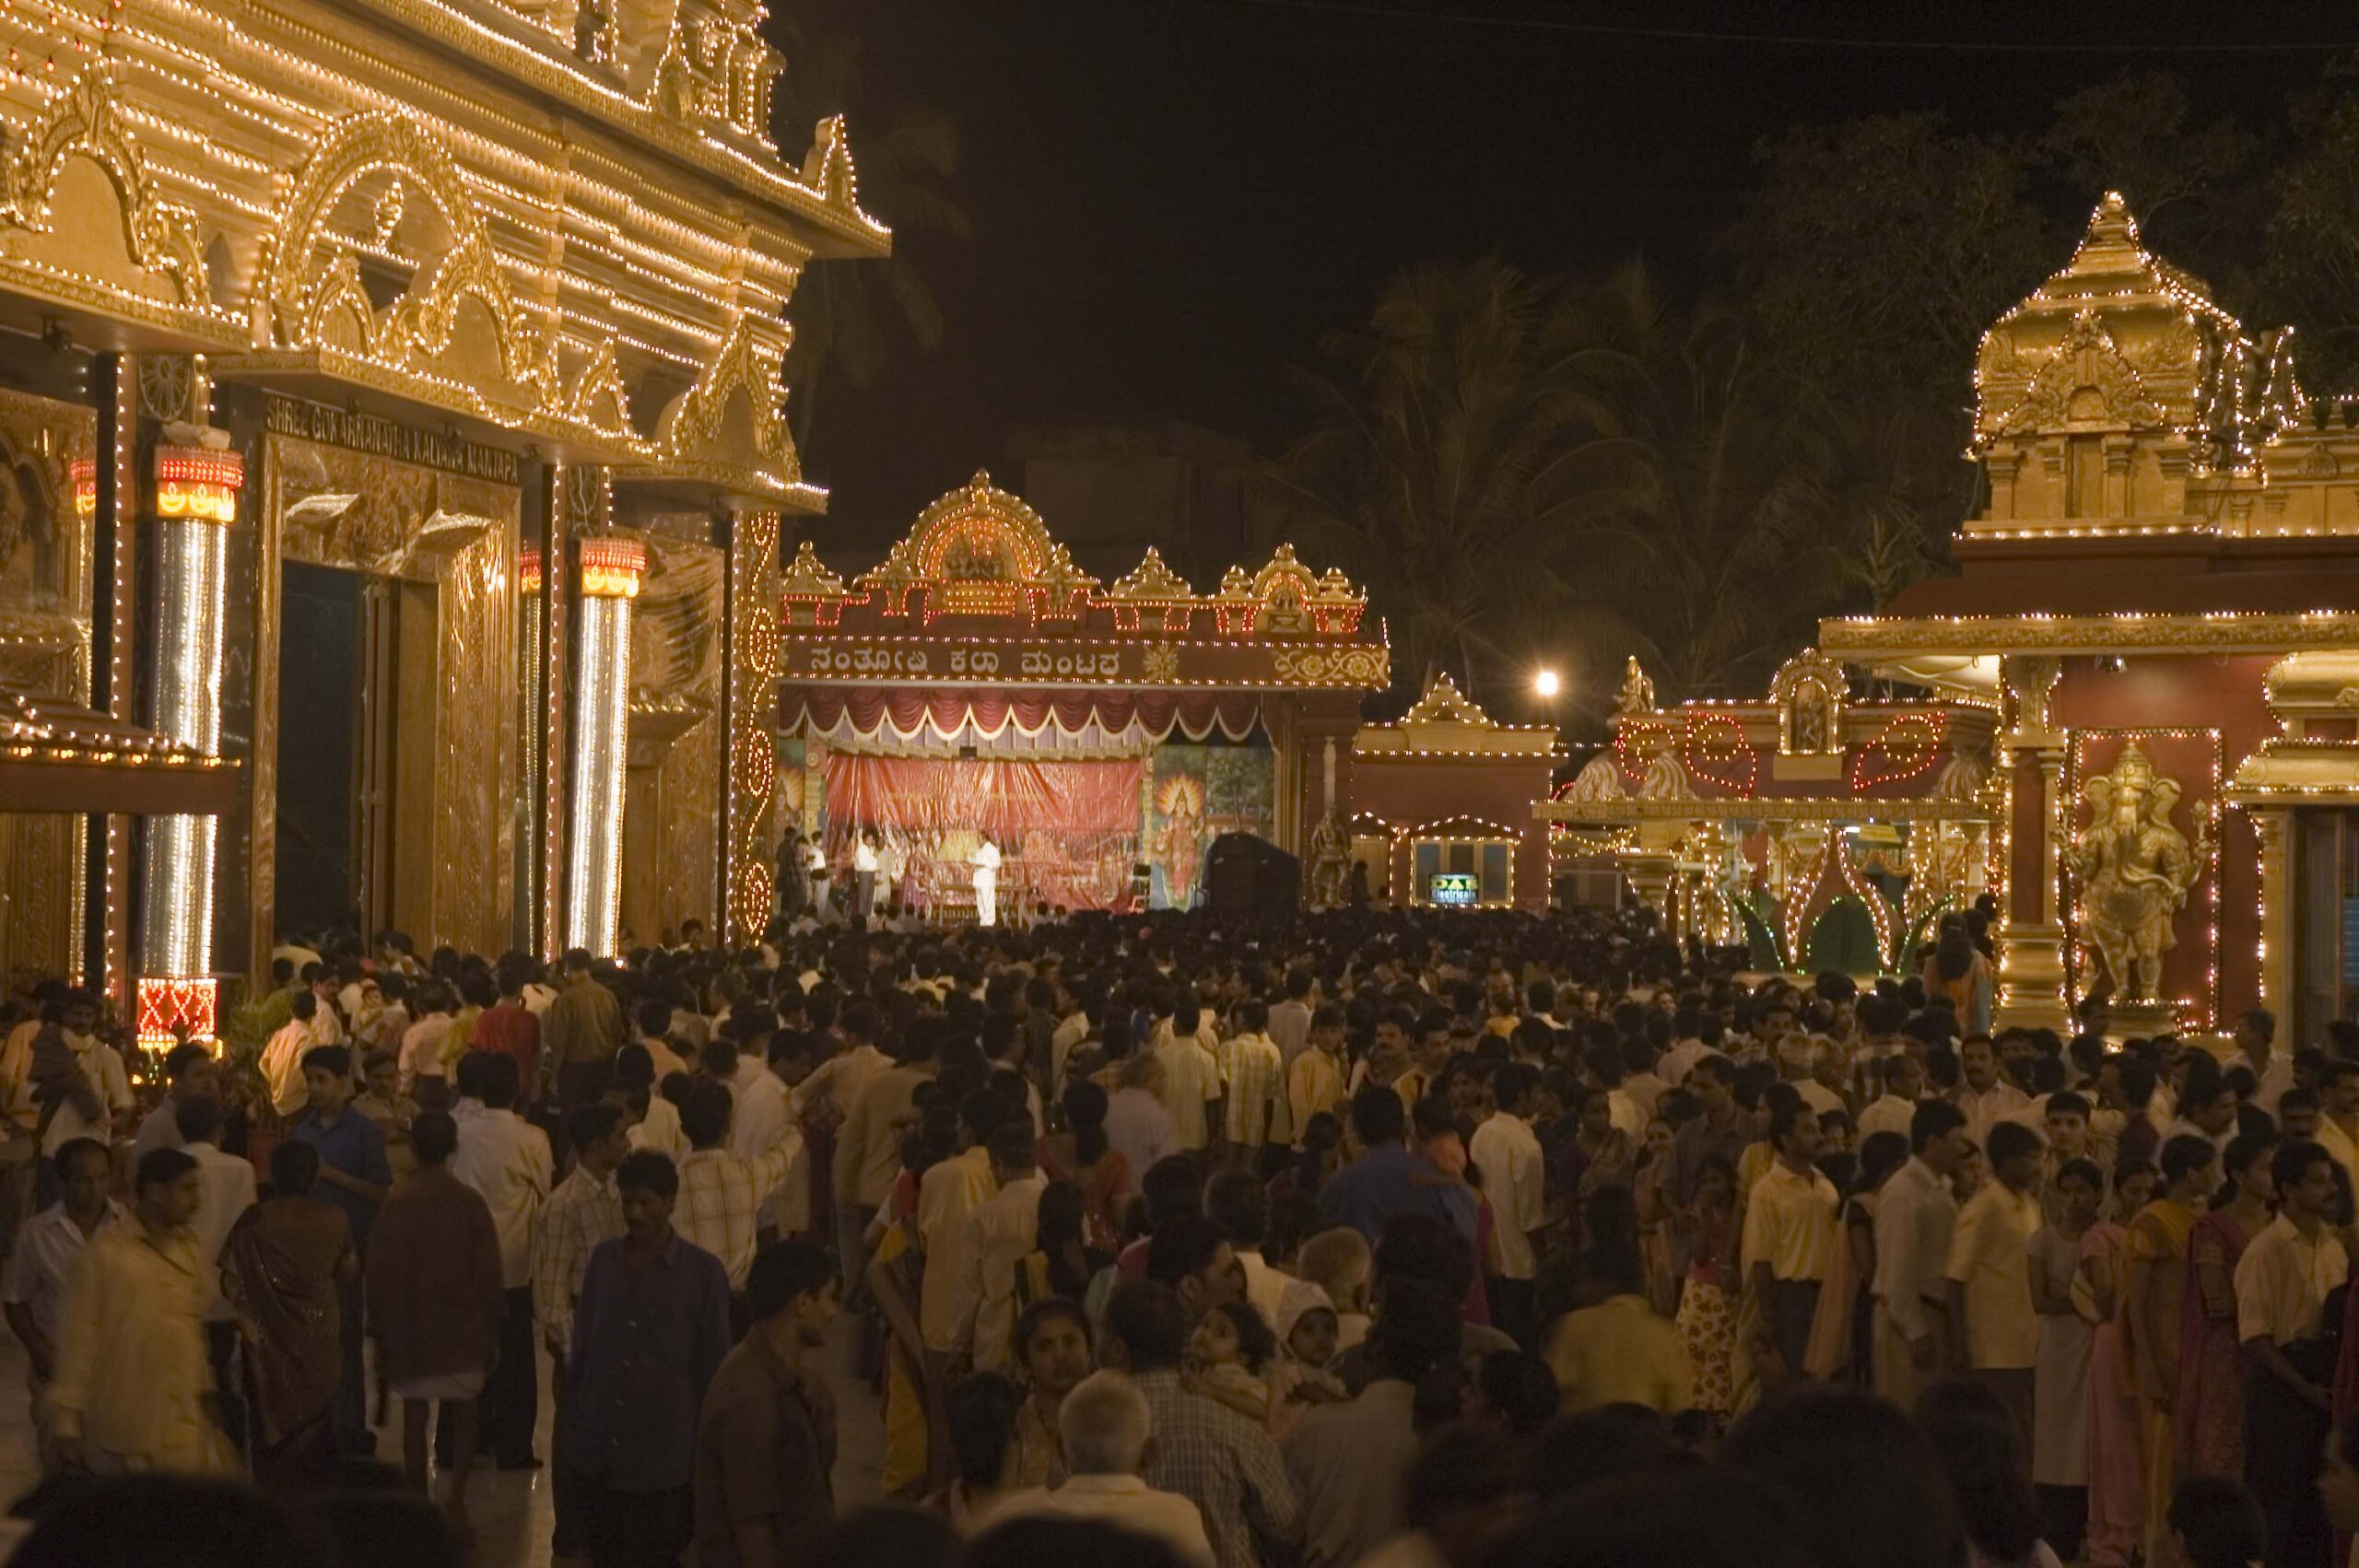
[1263,257,1586,703]
[1532,264,1859,708]
[771,29,971,453]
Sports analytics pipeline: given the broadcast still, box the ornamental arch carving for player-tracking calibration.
[0,66,209,310]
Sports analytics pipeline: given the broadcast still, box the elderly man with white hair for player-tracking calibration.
[984,1370,1215,1568]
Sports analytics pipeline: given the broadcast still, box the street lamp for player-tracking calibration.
[1533,668,1561,699]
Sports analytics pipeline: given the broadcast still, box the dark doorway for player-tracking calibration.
[276,560,360,941]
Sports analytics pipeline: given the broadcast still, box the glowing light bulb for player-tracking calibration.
[1534,669,1561,698]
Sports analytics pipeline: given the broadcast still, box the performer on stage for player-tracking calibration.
[851,829,880,919]
[971,835,1002,928]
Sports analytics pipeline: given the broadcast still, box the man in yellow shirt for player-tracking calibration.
[50,1147,236,1475]
[1287,1006,1348,1150]
[1742,1100,1839,1382]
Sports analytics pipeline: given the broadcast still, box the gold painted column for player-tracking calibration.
[1995,655,2071,1032]
[137,430,241,1042]
[95,355,137,1006]
[724,509,781,945]
[2250,806,2294,1027]
[565,534,642,955]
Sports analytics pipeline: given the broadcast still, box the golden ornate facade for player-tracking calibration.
[1823,193,2359,1041]
[0,0,885,1002]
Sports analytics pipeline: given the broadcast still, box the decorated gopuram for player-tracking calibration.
[773,471,1388,916]
[0,0,886,1024]
[1817,193,2359,1043]
[1542,651,1998,973]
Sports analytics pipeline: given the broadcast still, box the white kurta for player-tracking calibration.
[971,842,1002,926]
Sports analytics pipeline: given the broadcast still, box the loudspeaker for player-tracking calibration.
[1203,833,1299,919]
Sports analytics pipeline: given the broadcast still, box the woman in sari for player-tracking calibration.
[2081,1160,2157,1568]
[2177,1131,2274,1482]
[1035,1081,1129,1254]
[2125,1138,2217,1563]
[223,1139,358,1488]
[1805,1129,1908,1384]
[1919,915,1995,1037]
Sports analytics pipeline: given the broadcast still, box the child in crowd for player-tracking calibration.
[1297,1224,1373,1352]
[1267,1280,1349,1437]
[1186,1299,1276,1423]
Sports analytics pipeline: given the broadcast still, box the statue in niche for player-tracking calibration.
[1308,809,1351,909]
[2070,742,2209,1004]
[1615,656,1656,715]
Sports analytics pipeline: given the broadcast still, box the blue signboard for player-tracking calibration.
[1430,872,1481,907]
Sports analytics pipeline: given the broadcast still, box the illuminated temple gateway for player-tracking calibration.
[1546,193,2359,1042]
[1809,193,2359,1041]
[774,472,1388,915]
[0,0,886,1031]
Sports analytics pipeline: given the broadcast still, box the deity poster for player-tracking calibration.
[1144,743,1276,909]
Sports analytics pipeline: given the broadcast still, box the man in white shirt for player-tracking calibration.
[1942,1118,2045,1439]
[394,988,453,1097]
[949,1124,1048,1375]
[1153,1005,1222,1153]
[1872,1099,1972,1410]
[1951,1035,2030,1149]
[992,1371,1215,1568]
[2236,1138,2349,1566]
[2,1137,118,1469]
[918,1095,1006,1360]
[132,1041,216,1164]
[173,1096,256,1316]
[2232,1008,2294,1120]
[729,1036,808,1235]
[1268,974,1315,1071]
[1469,1062,1547,1349]
[451,1052,551,1469]
[1857,1050,1925,1145]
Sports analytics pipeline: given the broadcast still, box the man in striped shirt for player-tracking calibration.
[532,1102,628,1563]
[1214,1000,1285,1173]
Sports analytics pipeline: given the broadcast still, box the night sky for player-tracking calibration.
[784,2,2358,534]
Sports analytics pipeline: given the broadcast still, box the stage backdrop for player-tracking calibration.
[1147,743,1275,909]
[822,753,1144,913]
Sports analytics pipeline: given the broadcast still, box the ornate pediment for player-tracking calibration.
[862,470,1098,622]
[0,65,214,319]
[655,313,799,479]
[1994,310,2163,436]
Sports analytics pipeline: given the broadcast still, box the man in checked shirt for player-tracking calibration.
[674,1081,802,1335]
[534,1102,628,1565]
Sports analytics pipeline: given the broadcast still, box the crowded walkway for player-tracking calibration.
[1,899,2354,1568]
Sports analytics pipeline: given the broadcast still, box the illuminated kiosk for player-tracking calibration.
[1349,673,1562,910]
[774,473,1390,916]
[0,6,889,1000]
[1816,193,2359,1040]
[1539,652,1997,974]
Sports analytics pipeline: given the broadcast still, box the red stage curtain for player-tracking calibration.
[822,753,1145,912]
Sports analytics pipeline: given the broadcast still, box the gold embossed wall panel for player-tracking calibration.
[622,532,720,940]
[433,524,518,954]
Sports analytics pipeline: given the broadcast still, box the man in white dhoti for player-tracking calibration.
[972,837,1002,928]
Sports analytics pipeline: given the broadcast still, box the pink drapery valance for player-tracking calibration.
[781,686,1266,748]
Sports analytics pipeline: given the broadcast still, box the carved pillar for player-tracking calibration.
[90,354,137,1007]
[564,528,640,956]
[1995,655,2071,1031]
[2251,806,2294,1027]
[1622,849,1677,933]
[724,509,781,944]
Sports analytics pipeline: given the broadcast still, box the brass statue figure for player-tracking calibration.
[1308,809,1352,909]
[1615,656,1656,715]
[2070,742,2210,1004]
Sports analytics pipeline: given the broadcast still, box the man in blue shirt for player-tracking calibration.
[562,1148,732,1568]
[288,1044,391,1456]
[1318,1085,1476,1246]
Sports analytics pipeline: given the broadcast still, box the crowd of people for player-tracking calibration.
[2,900,2359,1568]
